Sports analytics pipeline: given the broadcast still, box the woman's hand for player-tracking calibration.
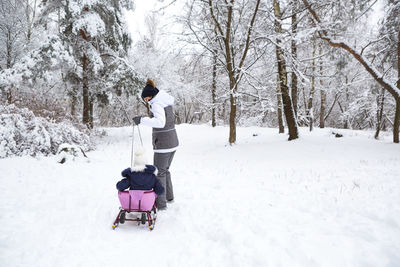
[133,116,142,125]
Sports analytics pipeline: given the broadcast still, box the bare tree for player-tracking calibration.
[276,73,285,133]
[274,0,299,140]
[211,49,217,127]
[24,0,38,42]
[375,87,385,139]
[185,0,262,144]
[307,37,316,131]
[301,0,400,143]
[290,0,298,117]
[0,0,28,104]
[319,42,326,128]
[0,0,25,70]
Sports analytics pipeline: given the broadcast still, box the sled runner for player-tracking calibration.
[112,190,157,230]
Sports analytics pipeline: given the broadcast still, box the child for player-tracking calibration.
[116,146,164,196]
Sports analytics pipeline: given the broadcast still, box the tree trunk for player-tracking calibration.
[319,42,326,128]
[224,1,236,145]
[7,85,12,104]
[343,75,350,129]
[6,28,12,68]
[71,94,76,117]
[89,96,94,129]
[308,37,316,131]
[5,30,13,104]
[26,0,38,43]
[274,0,298,140]
[277,73,285,133]
[375,88,385,139]
[212,51,217,127]
[301,84,307,126]
[70,86,77,117]
[395,31,400,143]
[320,89,326,128]
[228,76,237,144]
[291,1,298,117]
[80,27,91,128]
[394,100,400,143]
[82,54,90,127]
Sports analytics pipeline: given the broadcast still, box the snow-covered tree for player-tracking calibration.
[379,0,400,142]
[301,0,400,143]
[273,0,299,140]
[184,0,262,144]
[35,0,139,128]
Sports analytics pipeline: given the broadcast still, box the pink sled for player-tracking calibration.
[112,190,157,230]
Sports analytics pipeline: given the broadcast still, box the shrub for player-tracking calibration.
[0,104,94,158]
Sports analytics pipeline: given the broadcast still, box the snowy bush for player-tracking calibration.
[0,104,94,158]
[56,143,88,164]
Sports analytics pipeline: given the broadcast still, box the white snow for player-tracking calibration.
[73,12,106,38]
[0,105,92,158]
[1,124,399,267]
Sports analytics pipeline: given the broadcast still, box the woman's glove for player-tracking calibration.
[133,116,142,125]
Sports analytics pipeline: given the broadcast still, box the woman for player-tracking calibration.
[133,79,179,210]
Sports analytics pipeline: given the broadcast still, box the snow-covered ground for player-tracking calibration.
[1,124,399,267]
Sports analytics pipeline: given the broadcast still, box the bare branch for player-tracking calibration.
[355,0,378,21]
[301,0,400,102]
[207,0,225,41]
[238,0,261,71]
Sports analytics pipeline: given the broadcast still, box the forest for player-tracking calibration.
[1,1,400,266]
[0,0,399,157]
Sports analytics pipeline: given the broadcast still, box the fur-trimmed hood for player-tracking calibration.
[129,164,158,176]
[148,90,174,108]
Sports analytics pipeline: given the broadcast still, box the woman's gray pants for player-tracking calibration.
[154,151,176,209]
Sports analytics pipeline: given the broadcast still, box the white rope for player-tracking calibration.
[131,123,144,168]
[137,124,143,146]
[130,123,135,168]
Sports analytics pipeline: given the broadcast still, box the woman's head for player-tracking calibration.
[141,78,159,101]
